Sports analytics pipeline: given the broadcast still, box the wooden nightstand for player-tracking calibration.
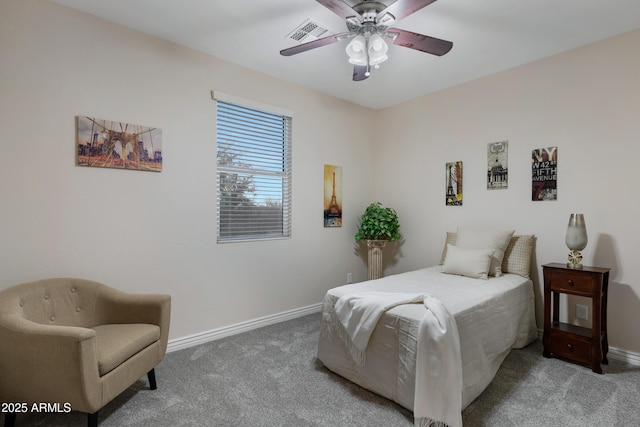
[542,263,610,373]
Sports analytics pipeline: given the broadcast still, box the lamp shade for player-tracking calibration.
[367,34,388,66]
[346,35,367,66]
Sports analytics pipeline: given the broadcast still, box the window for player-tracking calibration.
[214,92,292,242]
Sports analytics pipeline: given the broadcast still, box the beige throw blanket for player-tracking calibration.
[335,292,462,427]
[415,295,462,427]
[335,292,425,364]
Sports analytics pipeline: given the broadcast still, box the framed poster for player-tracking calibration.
[324,164,342,227]
[532,147,557,201]
[487,141,508,189]
[446,161,463,206]
[76,116,162,172]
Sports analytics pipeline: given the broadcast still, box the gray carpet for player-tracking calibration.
[5,313,640,426]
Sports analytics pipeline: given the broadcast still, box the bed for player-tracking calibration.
[317,230,538,426]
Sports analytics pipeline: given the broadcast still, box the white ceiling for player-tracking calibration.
[51,0,640,110]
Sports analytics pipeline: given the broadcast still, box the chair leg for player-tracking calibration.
[84,370,155,427]
[147,368,157,390]
[88,411,98,427]
[4,412,16,427]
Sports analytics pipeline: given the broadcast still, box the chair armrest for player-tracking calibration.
[0,313,102,411]
[96,288,171,354]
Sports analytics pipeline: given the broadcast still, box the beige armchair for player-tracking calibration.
[0,278,171,426]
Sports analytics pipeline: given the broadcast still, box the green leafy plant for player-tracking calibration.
[355,202,402,241]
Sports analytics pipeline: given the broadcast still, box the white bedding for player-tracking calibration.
[317,265,537,413]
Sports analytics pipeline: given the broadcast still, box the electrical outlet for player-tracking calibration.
[576,304,589,320]
[347,273,353,284]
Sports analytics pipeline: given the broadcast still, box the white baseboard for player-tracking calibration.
[606,346,640,365]
[167,303,323,353]
[536,328,640,366]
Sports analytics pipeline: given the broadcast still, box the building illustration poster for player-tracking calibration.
[324,164,342,227]
[446,161,463,206]
[76,116,162,172]
[532,147,557,201]
[487,141,508,189]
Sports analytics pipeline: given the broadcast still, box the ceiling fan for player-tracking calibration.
[280,0,453,81]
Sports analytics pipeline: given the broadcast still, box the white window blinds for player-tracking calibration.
[216,97,292,242]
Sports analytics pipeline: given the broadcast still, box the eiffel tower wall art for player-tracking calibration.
[446,161,463,206]
[324,164,343,227]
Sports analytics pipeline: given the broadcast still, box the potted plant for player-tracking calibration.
[355,202,401,280]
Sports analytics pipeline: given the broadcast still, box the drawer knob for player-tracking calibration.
[567,344,573,350]
[567,279,574,287]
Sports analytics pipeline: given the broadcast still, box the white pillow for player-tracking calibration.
[455,227,515,277]
[441,244,494,280]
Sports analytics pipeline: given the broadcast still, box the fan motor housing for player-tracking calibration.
[352,1,388,16]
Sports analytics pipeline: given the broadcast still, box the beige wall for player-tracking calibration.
[2,0,638,357]
[374,29,640,355]
[0,0,376,340]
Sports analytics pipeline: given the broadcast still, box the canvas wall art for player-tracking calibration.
[446,161,463,206]
[76,116,162,172]
[324,164,343,227]
[487,141,508,189]
[532,147,557,201]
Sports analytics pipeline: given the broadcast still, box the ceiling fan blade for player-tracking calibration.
[316,0,362,20]
[377,0,438,22]
[280,32,351,56]
[353,65,369,81]
[388,28,453,56]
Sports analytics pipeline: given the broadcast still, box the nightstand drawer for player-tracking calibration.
[550,270,594,295]
[548,331,591,364]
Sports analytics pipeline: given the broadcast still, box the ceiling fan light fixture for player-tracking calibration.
[367,34,388,65]
[346,35,367,65]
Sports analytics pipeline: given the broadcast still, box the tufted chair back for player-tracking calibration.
[0,278,110,328]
